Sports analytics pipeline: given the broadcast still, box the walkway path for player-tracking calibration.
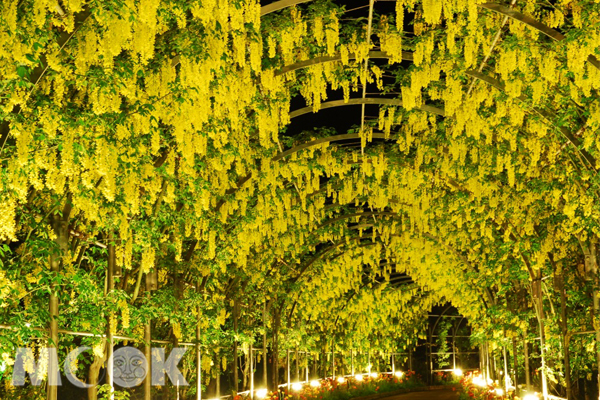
[381,389,459,400]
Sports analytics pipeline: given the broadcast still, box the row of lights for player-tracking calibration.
[298,371,405,392]
[467,371,539,400]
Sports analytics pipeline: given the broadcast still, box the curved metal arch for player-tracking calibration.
[273,132,394,161]
[290,98,445,118]
[330,277,420,328]
[480,3,600,70]
[280,49,594,169]
[261,0,599,71]
[286,227,487,325]
[261,0,312,16]
[275,50,413,76]
[281,205,494,308]
[286,232,419,321]
[465,70,596,169]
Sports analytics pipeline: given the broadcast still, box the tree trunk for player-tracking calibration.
[557,268,572,399]
[524,336,531,391]
[48,203,71,400]
[233,299,239,393]
[271,307,281,390]
[512,337,518,390]
[87,340,107,400]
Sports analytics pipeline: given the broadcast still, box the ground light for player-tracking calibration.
[494,388,504,396]
[523,394,540,400]
[453,368,463,377]
[354,374,363,381]
[256,389,268,398]
[472,376,487,387]
[292,382,303,391]
[394,371,403,378]
[337,377,345,384]
[370,372,378,378]
[310,380,320,387]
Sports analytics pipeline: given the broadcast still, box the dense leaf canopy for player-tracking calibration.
[0,0,600,398]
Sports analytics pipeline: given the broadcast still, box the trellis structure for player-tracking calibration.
[1,0,600,400]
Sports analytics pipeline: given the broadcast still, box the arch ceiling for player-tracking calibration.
[1,0,600,396]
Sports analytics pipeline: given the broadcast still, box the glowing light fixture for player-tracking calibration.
[310,380,320,387]
[523,394,539,400]
[370,372,378,378]
[337,377,345,384]
[292,382,303,391]
[472,376,487,387]
[453,368,463,377]
[256,389,268,398]
[394,371,404,378]
[354,374,363,381]
[494,388,504,396]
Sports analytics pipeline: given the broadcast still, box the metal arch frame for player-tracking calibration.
[272,132,394,161]
[275,51,411,76]
[261,0,599,71]
[330,277,421,329]
[35,0,595,270]
[265,1,596,169]
[290,98,445,119]
[426,305,473,376]
[286,232,422,325]
[281,53,594,169]
[278,206,495,312]
[465,70,596,169]
[183,0,598,265]
[479,3,600,70]
[285,226,488,334]
[261,0,313,16]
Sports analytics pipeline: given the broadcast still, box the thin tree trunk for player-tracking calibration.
[87,340,107,400]
[48,203,71,400]
[233,299,239,393]
[271,307,280,390]
[557,267,572,399]
[524,336,531,391]
[262,302,267,388]
[196,282,202,400]
[512,337,519,390]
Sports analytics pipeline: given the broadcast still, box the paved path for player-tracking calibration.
[380,389,459,400]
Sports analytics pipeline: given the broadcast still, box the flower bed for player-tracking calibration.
[264,371,424,400]
[457,372,511,400]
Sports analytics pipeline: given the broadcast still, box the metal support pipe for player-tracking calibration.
[106,235,115,400]
[351,350,354,375]
[305,353,309,383]
[332,346,335,378]
[250,348,254,398]
[217,349,221,399]
[145,293,152,400]
[233,300,239,393]
[502,346,509,393]
[196,338,201,400]
[524,338,531,390]
[48,251,60,400]
[287,349,290,390]
[263,303,267,388]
